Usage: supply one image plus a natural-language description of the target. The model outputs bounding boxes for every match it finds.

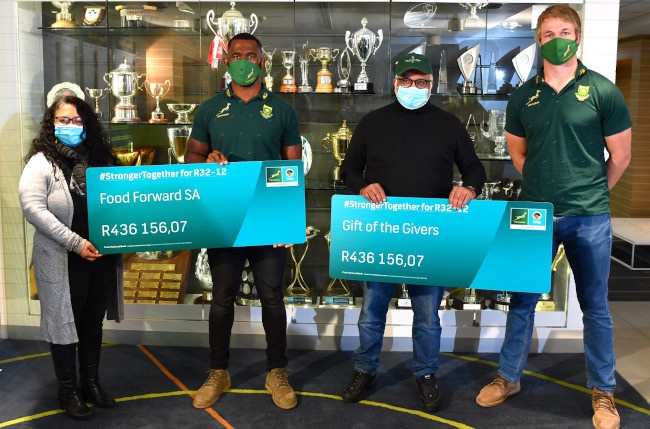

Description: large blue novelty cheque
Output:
[87,161,306,254]
[329,195,554,293]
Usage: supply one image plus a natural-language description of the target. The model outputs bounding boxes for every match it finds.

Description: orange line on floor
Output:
[136,345,234,429]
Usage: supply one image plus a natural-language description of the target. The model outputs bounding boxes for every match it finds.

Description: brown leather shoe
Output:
[592,387,620,429]
[192,369,231,409]
[265,368,297,410]
[476,375,521,407]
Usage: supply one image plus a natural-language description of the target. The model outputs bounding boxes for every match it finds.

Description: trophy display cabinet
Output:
[16,0,584,352]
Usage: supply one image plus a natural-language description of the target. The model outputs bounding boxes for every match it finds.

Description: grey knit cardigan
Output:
[18,152,123,345]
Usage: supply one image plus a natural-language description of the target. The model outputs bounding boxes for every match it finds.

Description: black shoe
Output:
[342,371,375,403]
[81,378,116,408]
[416,374,441,412]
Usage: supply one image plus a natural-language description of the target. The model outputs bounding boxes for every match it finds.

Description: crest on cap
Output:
[395,53,433,76]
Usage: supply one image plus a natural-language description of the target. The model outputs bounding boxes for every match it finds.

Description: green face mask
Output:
[540,37,579,65]
[227,60,261,86]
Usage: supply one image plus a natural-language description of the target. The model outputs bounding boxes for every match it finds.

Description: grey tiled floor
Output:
[611,301,650,401]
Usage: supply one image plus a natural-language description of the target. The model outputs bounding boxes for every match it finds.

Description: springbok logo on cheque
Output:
[510,208,547,230]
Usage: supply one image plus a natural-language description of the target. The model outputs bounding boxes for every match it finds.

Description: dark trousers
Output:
[67,251,117,362]
[207,246,288,371]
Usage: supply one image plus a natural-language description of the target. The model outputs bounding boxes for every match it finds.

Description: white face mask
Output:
[396,86,430,110]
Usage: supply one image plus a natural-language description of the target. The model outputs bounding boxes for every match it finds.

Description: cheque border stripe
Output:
[136,345,234,429]
[443,352,650,416]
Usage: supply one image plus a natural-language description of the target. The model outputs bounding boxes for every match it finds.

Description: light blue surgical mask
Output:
[396,86,430,110]
[55,124,86,147]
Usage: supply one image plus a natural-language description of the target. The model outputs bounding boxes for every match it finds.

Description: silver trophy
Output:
[237,260,260,306]
[335,47,352,93]
[285,226,320,305]
[167,103,197,124]
[437,50,448,94]
[103,58,146,123]
[144,79,171,123]
[262,46,276,91]
[85,87,107,119]
[205,2,258,84]
[481,109,508,159]
[298,42,313,93]
[396,284,411,309]
[280,50,297,93]
[513,43,537,87]
[457,43,480,95]
[345,17,383,94]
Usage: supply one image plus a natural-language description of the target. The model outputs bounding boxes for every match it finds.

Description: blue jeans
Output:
[498,214,616,392]
[354,281,444,378]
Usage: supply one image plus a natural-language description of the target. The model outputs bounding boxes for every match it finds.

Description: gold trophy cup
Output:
[285,226,320,305]
[309,47,339,93]
[167,127,191,164]
[321,120,353,182]
[51,1,77,28]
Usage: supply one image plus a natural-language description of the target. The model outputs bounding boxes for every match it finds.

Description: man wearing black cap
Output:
[339,52,486,412]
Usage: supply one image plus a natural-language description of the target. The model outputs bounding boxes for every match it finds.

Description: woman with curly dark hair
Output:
[19,96,123,420]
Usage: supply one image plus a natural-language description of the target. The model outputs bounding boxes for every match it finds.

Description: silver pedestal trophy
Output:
[396,284,411,309]
[205,2,258,88]
[345,17,383,94]
[513,43,537,87]
[262,46,276,91]
[457,43,480,95]
[298,42,314,93]
[335,47,353,93]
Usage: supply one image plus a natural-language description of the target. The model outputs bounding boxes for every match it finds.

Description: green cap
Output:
[395,53,433,76]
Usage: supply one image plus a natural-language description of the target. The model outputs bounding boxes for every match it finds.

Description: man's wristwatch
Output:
[465,185,478,195]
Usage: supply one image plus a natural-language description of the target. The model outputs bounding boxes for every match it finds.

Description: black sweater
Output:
[341,101,487,198]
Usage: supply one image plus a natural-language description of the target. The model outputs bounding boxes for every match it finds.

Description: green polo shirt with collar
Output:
[506,60,632,216]
[191,84,301,162]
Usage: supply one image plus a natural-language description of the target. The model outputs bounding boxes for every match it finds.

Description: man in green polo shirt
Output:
[185,33,302,411]
[475,6,631,429]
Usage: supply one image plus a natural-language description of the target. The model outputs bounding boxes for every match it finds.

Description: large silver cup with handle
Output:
[345,17,383,94]
[103,58,146,123]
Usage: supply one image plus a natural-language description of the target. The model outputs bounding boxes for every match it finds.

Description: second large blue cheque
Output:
[87,161,306,254]
[329,195,554,294]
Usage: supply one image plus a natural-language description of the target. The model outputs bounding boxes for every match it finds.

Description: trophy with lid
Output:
[321,120,353,183]
[103,59,146,123]
[205,2,258,85]
[51,1,77,28]
[345,17,383,94]
[310,46,339,93]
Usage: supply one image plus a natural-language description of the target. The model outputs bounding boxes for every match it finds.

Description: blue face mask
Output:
[396,86,430,110]
[55,125,86,147]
